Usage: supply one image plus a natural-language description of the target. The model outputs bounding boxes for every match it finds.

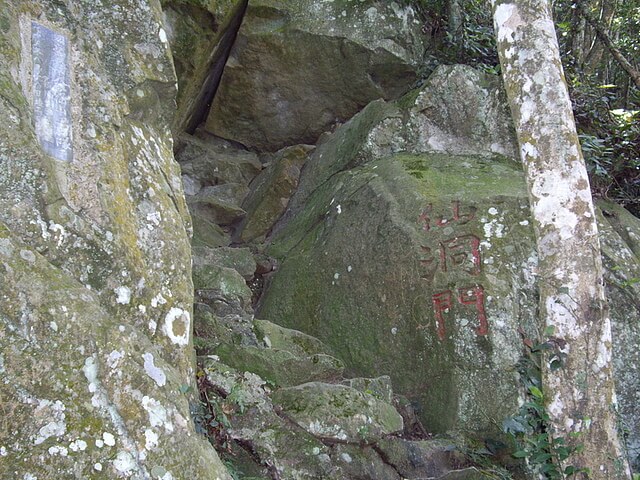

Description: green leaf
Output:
[543,325,556,336]
[532,452,552,463]
[512,450,528,458]
[529,385,544,400]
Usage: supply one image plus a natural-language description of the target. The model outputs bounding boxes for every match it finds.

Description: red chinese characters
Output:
[417,200,489,339]
[418,201,476,232]
[419,234,481,276]
[431,285,488,340]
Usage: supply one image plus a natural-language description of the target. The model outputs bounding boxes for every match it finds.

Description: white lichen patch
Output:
[141,396,173,431]
[483,218,505,239]
[33,400,67,445]
[142,353,166,387]
[19,249,36,263]
[103,432,116,447]
[48,445,68,456]
[593,322,613,373]
[493,3,518,43]
[107,350,124,369]
[113,450,136,475]
[162,308,190,346]
[69,439,87,452]
[547,391,564,419]
[158,27,167,43]
[114,286,131,305]
[144,429,159,450]
[151,293,167,308]
[48,221,67,247]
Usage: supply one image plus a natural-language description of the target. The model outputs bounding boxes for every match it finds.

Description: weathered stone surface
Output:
[330,444,400,480]
[253,318,334,357]
[192,215,232,247]
[236,144,313,243]
[375,437,466,479]
[437,468,495,479]
[193,306,257,353]
[0,1,230,478]
[596,200,640,469]
[272,382,403,443]
[201,358,341,480]
[193,264,253,315]
[188,183,249,225]
[162,0,248,134]
[193,245,257,280]
[342,376,394,404]
[262,150,536,438]
[258,65,640,454]
[204,0,428,150]
[282,65,518,218]
[214,343,345,387]
[176,132,262,189]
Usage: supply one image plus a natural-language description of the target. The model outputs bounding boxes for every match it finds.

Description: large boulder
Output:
[0,1,229,478]
[204,0,429,150]
[258,65,640,461]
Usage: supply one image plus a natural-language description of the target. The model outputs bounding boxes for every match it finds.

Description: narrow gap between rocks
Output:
[167,2,521,479]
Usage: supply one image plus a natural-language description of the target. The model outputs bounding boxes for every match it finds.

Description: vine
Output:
[502,326,588,479]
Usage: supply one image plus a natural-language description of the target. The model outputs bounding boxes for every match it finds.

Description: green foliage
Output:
[402,0,499,73]
[447,0,499,73]
[569,81,640,213]
[503,329,587,479]
[553,1,640,216]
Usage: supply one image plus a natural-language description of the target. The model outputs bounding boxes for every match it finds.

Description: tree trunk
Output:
[447,0,463,48]
[577,1,640,89]
[570,7,587,71]
[583,0,618,78]
[491,1,630,478]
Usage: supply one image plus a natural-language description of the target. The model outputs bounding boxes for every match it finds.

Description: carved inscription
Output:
[417,201,488,339]
[431,286,487,340]
[418,200,476,232]
[419,234,481,276]
[31,22,73,162]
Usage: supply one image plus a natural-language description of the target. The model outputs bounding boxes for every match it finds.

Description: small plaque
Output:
[31,22,73,162]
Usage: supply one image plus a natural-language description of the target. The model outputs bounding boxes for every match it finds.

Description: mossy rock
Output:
[236,144,313,243]
[271,382,403,443]
[341,376,394,404]
[188,184,248,225]
[193,246,257,280]
[193,264,252,304]
[191,213,232,248]
[375,437,468,479]
[330,444,400,480]
[261,152,536,437]
[214,343,344,387]
[204,0,427,150]
[253,318,335,357]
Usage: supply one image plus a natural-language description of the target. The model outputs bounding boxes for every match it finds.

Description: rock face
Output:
[0,1,229,478]
[204,0,428,151]
[258,64,640,462]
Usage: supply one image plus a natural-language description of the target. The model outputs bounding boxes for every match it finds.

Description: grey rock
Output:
[272,382,403,443]
[204,0,428,150]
